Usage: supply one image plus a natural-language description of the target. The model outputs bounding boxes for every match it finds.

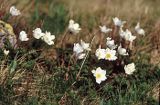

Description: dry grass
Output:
[147,83,160,101]
[9,0,160,21]
[61,0,160,22]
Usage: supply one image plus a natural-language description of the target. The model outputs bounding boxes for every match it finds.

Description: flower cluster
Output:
[18,28,55,45]
[6,5,142,85]
[92,17,141,84]
[33,28,55,45]
[66,17,140,84]
[95,47,117,61]
[9,6,55,45]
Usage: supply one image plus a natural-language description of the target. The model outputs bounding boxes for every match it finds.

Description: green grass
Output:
[0,47,159,104]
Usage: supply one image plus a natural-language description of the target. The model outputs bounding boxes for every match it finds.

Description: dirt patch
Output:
[150,21,160,67]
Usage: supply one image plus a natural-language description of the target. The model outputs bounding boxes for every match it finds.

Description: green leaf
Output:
[9,60,17,74]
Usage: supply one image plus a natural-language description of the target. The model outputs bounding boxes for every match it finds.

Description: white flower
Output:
[19,31,29,41]
[73,40,90,59]
[135,22,145,36]
[95,48,106,60]
[119,28,136,42]
[73,43,84,55]
[124,63,136,75]
[113,17,126,27]
[9,6,21,16]
[68,19,81,34]
[99,25,112,33]
[105,48,117,61]
[42,31,55,45]
[80,40,91,51]
[123,29,136,42]
[92,67,107,84]
[33,28,44,39]
[119,27,125,38]
[106,37,117,49]
[118,44,128,56]
[4,49,9,56]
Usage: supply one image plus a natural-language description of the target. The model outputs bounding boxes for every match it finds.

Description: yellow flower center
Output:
[106,53,111,59]
[96,73,101,79]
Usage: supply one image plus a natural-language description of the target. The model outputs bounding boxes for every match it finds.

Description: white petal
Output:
[91,70,96,74]
[124,63,136,75]
[19,31,29,41]
[33,28,44,39]
[96,79,102,84]
[80,40,90,51]
[10,6,21,16]
[68,19,81,34]
[73,43,84,54]
[77,53,86,59]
